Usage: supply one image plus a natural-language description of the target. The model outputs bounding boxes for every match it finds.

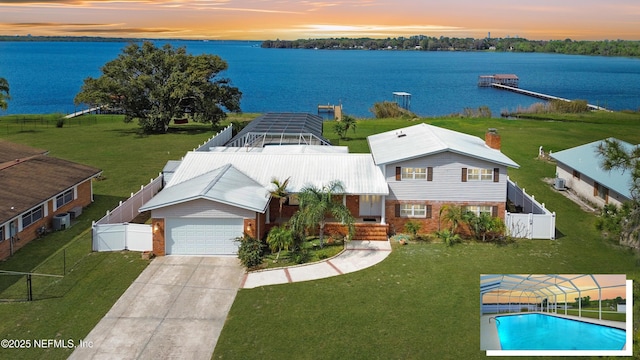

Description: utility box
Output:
[554,178,566,191]
[53,213,71,231]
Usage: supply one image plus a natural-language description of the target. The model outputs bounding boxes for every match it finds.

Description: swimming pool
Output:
[495,313,626,350]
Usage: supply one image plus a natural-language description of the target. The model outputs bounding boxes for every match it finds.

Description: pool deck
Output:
[480,312,627,351]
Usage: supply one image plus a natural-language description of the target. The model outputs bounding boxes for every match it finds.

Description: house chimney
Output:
[485,128,501,150]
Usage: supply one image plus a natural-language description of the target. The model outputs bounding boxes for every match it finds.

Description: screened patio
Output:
[480,274,627,321]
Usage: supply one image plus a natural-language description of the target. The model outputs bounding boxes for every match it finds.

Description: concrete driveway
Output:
[69,256,245,359]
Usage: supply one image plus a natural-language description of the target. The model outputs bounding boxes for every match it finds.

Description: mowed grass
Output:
[214,112,640,360]
[0,114,229,359]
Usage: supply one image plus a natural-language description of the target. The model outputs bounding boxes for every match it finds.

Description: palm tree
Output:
[266,225,293,260]
[289,180,355,248]
[0,77,10,110]
[269,177,290,224]
[441,204,465,234]
[341,115,357,135]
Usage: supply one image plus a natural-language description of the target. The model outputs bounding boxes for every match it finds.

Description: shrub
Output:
[370,101,416,118]
[56,118,65,128]
[436,229,461,247]
[404,220,422,238]
[236,233,265,269]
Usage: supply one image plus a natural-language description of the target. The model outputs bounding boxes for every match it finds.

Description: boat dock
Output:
[479,74,610,111]
[491,83,610,111]
[64,106,104,119]
[317,104,342,120]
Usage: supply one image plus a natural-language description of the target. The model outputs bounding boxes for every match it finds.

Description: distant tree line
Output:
[261,36,640,57]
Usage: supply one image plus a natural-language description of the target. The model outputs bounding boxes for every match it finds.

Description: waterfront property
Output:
[551,138,634,208]
[478,74,519,87]
[0,141,101,260]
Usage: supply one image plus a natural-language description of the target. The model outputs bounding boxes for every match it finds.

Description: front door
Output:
[359,195,382,217]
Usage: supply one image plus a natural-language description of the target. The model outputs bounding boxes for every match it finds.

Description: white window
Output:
[402,167,427,180]
[22,205,44,228]
[465,206,494,217]
[467,168,494,181]
[400,204,428,218]
[56,188,75,209]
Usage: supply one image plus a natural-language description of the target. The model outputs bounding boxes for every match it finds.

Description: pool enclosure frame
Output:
[480,274,626,321]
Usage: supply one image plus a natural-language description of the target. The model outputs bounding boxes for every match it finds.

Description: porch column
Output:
[380,195,386,224]
[266,206,270,224]
[343,195,346,206]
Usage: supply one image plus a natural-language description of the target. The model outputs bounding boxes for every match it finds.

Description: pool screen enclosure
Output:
[480,274,626,320]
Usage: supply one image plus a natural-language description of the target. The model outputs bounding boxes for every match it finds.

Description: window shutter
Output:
[395,204,401,217]
[492,206,498,217]
[493,168,500,182]
[427,167,433,181]
[396,167,401,181]
[593,182,598,196]
[426,204,432,219]
[461,168,467,182]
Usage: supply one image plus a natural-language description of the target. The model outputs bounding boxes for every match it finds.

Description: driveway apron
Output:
[69,256,245,359]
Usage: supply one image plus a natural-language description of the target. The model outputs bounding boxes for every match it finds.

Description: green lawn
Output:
[0,114,225,359]
[214,112,640,360]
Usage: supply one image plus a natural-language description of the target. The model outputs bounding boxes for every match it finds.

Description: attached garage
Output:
[166,218,243,255]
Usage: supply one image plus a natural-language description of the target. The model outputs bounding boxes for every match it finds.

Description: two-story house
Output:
[367,124,520,234]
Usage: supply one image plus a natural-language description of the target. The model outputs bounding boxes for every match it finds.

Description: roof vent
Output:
[397,132,407,138]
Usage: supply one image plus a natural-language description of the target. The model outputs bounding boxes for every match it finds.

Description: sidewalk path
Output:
[241,240,392,289]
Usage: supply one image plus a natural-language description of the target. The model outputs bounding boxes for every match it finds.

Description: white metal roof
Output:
[140,163,270,213]
[550,138,635,200]
[367,123,519,168]
[167,151,389,195]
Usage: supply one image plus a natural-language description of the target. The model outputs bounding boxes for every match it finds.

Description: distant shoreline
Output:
[0,35,262,43]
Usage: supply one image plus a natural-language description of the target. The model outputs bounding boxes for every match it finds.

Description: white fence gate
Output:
[506,178,556,240]
[92,176,162,252]
[93,223,152,252]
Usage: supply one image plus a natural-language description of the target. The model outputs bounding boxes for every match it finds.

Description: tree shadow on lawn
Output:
[109,125,213,138]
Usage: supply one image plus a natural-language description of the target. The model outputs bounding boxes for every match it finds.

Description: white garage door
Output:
[166,218,243,255]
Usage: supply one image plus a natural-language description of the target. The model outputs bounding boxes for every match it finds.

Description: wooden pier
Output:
[490,83,610,111]
[478,74,519,88]
[318,104,342,120]
[64,106,104,119]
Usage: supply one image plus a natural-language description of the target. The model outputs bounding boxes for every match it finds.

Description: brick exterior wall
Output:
[0,180,95,260]
[386,200,506,236]
[151,218,166,256]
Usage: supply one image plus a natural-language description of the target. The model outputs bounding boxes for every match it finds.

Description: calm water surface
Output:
[0,40,639,117]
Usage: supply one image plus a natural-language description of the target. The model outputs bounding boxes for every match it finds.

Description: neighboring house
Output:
[140,148,389,256]
[367,124,520,234]
[0,141,101,260]
[551,138,634,208]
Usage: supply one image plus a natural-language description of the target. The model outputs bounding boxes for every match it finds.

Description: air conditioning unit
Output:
[554,178,566,191]
[53,213,71,231]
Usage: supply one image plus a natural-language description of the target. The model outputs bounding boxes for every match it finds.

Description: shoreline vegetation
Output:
[0,35,639,57]
[261,36,640,57]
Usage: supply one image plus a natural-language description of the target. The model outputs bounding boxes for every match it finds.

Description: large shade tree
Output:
[0,77,9,110]
[74,41,241,133]
[290,180,355,248]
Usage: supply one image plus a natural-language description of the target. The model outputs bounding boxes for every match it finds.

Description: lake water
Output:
[0,40,639,117]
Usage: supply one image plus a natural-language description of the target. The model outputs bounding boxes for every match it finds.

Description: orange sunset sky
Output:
[0,0,639,41]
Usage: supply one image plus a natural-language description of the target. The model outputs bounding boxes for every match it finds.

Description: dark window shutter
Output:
[461,168,467,182]
[492,206,498,217]
[396,167,401,181]
[426,204,432,219]
[395,204,401,217]
[427,167,433,181]
[493,168,500,182]
[593,182,598,196]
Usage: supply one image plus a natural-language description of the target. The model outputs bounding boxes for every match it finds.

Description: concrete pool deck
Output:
[480,312,628,352]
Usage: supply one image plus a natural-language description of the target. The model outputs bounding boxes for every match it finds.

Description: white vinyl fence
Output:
[92,175,162,252]
[195,124,233,151]
[505,178,556,240]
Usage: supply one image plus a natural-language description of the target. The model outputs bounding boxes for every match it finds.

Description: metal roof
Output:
[481,274,626,300]
[367,123,519,168]
[208,145,349,154]
[550,138,635,200]
[140,163,270,213]
[226,113,331,147]
[166,151,389,195]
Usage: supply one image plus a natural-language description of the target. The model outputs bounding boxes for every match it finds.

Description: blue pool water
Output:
[496,313,626,350]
